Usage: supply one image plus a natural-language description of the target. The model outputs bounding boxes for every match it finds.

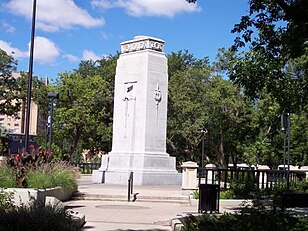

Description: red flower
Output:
[16,154,21,161]
[29,144,35,149]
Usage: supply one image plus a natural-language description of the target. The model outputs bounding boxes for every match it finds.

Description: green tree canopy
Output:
[0,49,21,116]
[52,57,117,161]
[167,51,256,168]
[187,0,307,112]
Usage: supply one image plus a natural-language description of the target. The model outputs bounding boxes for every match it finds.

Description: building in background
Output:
[0,73,48,154]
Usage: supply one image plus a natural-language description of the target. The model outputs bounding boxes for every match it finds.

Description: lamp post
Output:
[47,92,59,154]
[200,127,207,178]
[281,112,291,190]
[24,0,37,152]
[287,113,291,190]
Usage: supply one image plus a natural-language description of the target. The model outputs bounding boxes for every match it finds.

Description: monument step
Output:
[71,192,189,204]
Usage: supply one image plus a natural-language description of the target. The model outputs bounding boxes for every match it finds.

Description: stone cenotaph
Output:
[92,36,181,185]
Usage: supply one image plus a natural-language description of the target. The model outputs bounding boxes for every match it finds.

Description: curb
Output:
[171,218,183,231]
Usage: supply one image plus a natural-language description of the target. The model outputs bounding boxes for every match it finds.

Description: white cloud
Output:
[0,40,28,58]
[91,0,201,17]
[0,37,60,64]
[1,22,16,33]
[5,0,104,32]
[82,50,105,61]
[32,37,60,64]
[63,53,80,62]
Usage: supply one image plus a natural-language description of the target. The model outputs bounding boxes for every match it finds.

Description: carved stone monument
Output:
[92,36,181,185]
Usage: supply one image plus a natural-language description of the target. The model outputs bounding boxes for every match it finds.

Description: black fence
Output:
[70,162,100,174]
[199,168,307,190]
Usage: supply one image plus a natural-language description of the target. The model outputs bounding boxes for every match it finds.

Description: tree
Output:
[187,0,307,59]
[52,57,117,161]
[231,0,308,60]
[187,0,308,112]
[0,49,49,138]
[167,51,255,168]
[167,51,211,163]
[290,105,308,166]
[230,0,307,112]
[0,49,21,116]
[0,126,8,156]
[78,57,117,155]
[229,49,307,114]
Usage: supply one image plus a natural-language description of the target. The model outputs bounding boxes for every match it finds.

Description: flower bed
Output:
[0,148,79,205]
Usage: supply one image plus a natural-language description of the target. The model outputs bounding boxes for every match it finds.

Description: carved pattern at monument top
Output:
[121,36,165,54]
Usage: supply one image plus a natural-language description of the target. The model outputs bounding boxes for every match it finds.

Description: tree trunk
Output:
[206,132,228,168]
[69,125,81,161]
[218,134,228,168]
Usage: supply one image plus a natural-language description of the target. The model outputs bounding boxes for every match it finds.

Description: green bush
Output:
[0,191,16,212]
[182,210,308,231]
[291,179,308,193]
[6,147,53,187]
[0,192,77,231]
[26,162,79,190]
[220,189,235,199]
[229,175,259,199]
[193,190,199,199]
[0,164,18,188]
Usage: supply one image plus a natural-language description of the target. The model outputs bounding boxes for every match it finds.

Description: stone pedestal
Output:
[181,161,198,190]
[94,36,181,185]
[0,156,7,166]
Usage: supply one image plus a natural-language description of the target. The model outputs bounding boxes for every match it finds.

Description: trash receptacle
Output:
[198,184,220,213]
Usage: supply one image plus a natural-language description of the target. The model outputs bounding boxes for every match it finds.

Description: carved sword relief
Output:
[154,84,162,125]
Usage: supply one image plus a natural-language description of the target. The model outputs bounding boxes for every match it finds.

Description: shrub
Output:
[0,191,16,212]
[0,164,18,188]
[6,147,52,187]
[229,175,259,199]
[182,210,308,231]
[0,193,77,231]
[26,162,79,190]
[220,189,235,199]
[193,190,199,199]
[291,179,308,193]
[3,145,79,190]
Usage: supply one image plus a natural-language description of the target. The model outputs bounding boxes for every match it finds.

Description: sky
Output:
[0,0,249,82]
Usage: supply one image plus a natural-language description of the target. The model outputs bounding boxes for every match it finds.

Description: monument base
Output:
[104,169,181,185]
[92,153,181,185]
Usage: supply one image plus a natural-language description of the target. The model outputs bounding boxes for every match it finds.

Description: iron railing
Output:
[128,172,134,202]
[70,162,100,174]
[198,168,307,190]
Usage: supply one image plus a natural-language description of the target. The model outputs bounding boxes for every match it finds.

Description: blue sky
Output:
[0,0,249,82]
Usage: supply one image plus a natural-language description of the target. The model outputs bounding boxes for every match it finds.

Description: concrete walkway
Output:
[64,175,244,231]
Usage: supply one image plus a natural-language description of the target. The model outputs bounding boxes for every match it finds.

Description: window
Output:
[11,129,18,133]
[14,123,19,127]
[0,118,4,121]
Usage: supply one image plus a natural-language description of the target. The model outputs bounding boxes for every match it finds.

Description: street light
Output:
[200,127,207,178]
[47,92,59,154]
[24,0,37,152]
[281,112,291,190]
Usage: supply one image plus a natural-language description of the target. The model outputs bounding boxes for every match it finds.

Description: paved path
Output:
[66,200,195,231]
[64,175,244,231]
